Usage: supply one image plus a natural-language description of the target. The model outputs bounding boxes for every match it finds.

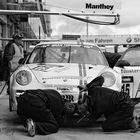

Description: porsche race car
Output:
[9,40,122,111]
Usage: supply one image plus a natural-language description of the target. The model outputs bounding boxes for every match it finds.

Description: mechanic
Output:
[3,33,24,109]
[17,89,75,137]
[77,76,139,133]
[3,33,24,80]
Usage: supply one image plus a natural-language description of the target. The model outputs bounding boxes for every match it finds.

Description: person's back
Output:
[26,89,64,124]
[17,89,65,136]
[3,40,14,64]
[88,86,133,119]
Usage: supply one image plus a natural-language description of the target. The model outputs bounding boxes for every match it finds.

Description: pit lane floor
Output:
[0,95,140,140]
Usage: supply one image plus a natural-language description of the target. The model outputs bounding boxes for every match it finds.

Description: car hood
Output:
[27,63,106,86]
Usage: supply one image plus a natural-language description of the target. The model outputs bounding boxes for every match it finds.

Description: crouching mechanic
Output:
[17,89,75,137]
[77,76,139,133]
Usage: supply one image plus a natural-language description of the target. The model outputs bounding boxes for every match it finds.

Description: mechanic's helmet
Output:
[64,102,75,115]
[12,33,24,40]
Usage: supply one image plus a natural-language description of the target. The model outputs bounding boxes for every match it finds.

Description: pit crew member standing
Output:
[3,33,24,81]
[77,76,139,133]
[3,33,24,109]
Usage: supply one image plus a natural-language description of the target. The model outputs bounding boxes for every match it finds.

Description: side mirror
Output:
[115,60,130,68]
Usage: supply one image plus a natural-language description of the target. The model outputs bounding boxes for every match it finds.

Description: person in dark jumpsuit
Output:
[17,89,72,136]
[77,76,139,133]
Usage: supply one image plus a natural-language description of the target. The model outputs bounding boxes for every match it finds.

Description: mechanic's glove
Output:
[64,102,75,115]
[77,101,88,115]
[77,85,87,92]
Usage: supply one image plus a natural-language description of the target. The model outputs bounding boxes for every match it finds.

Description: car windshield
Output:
[27,44,107,65]
[121,48,140,66]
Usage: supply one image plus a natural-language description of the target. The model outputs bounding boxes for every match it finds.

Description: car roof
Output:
[35,40,98,48]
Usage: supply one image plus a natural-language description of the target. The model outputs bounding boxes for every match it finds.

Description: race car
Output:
[114,45,140,103]
[9,40,122,111]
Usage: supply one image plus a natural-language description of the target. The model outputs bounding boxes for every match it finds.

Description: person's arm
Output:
[5,43,15,61]
[86,76,104,89]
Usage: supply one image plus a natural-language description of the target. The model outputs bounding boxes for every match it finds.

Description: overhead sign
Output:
[80,35,140,45]
[83,0,121,13]
[62,34,80,40]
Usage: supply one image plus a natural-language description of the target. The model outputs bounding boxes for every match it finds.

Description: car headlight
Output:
[101,72,115,87]
[16,70,32,86]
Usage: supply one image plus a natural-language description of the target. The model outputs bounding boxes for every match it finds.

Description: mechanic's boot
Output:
[130,116,139,133]
[26,118,36,137]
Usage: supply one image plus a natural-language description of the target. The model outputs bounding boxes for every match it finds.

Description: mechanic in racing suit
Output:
[17,89,75,137]
[77,76,139,133]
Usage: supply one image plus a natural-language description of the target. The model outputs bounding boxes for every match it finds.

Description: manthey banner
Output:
[80,35,140,45]
[82,0,121,14]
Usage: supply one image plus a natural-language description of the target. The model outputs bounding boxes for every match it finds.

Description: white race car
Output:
[114,45,140,104]
[9,41,122,111]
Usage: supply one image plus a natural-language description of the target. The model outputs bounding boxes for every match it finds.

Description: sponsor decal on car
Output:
[57,87,72,91]
[121,76,134,95]
[44,84,77,88]
[61,94,74,102]
[32,64,63,72]
[121,69,140,73]
[42,76,91,80]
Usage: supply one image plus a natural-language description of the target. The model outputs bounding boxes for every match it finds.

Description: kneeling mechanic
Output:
[77,76,140,133]
[17,89,75,136]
